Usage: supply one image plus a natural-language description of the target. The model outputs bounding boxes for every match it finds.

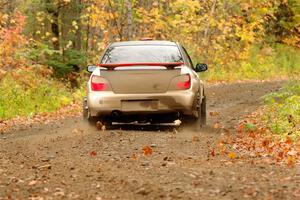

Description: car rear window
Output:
[101,45,183,63]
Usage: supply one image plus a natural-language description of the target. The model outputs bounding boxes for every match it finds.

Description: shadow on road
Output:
[107,123,177,132]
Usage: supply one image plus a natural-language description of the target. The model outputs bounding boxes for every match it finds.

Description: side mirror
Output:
[87,65,97,73]
[195,63,208,72]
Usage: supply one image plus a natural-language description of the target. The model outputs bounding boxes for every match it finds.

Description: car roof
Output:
[110,40,177,47]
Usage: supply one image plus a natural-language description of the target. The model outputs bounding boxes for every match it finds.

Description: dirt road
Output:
[0,81,299,200]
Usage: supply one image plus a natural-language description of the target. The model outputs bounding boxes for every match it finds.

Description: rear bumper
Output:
[87,90,196,117]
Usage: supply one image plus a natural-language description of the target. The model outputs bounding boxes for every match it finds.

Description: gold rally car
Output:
[83,40,207,127]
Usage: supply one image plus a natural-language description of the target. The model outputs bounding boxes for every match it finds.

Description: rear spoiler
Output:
[96,62,184,70]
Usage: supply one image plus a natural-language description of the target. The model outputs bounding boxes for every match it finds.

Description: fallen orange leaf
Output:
[237,124,245,134]
[211,149,215,157]
[277,151,284,159]
[285,137,292,145]
[209,111,220,117]
[287,156,295,166]
[262,139,269,147]
[213,123,222,129]
[142,146,153,156]
[131,153,137,160]
[192,136,200,142]
[90,151,97,157]
[228,152,236,159]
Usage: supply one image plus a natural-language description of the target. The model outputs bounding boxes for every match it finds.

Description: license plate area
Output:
[121,100,158,111]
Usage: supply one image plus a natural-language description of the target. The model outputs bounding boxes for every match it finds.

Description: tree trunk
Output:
[204,0,217,43]
[45,0,60,50]
[85,14,90,53]
[125,0,133,40]
[74,0,82,51]
[51,11,60,50]
[108,0,123,40]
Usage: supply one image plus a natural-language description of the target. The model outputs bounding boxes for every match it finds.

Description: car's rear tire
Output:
[182,93,206,130]
[83,98,98,126]
[200,96,207,126]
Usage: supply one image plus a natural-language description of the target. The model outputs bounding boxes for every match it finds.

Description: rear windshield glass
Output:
[101,45,183,63]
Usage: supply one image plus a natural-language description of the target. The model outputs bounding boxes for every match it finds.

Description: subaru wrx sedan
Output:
[83,40,207,127]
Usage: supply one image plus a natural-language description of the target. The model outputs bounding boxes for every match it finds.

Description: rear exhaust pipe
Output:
[111,110,122,118]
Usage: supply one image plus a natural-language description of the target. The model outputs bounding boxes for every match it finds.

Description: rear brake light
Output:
[92,82,107,91]
[169,74,191,90]
[91,75,110,91]
[176,74,191,90]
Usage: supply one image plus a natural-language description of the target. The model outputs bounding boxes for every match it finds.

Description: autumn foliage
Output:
[0,12,26,70]
[0,0,299,77]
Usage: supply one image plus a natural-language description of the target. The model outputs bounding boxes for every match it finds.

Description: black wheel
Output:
[200,96,207,126]
[181,93,206,129]
[82,97,98,126]
[82,97,88,119]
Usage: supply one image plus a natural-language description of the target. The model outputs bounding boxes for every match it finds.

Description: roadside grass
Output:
[0,67,85,120]
[262,80,300,141]
[201,44,300,82]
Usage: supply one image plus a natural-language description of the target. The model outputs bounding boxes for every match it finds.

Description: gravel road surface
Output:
[1,81,299,200]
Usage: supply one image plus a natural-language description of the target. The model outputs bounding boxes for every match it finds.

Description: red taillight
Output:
[92,82,107,91]
[176,74,191,90]
[91,75,109,91]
